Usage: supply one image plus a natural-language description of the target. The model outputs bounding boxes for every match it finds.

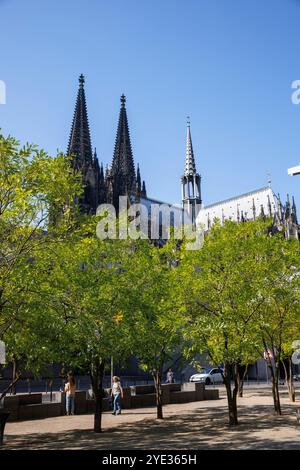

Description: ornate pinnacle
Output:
[121,94,126,107]
[79,74,85,87]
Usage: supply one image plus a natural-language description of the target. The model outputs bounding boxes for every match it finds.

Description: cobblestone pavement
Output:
[2,389,300,450]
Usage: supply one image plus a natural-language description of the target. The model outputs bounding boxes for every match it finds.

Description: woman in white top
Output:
[111,376,123,415]
[64,372,76,415]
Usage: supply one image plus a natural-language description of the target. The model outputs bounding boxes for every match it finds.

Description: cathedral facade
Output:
[67,75,299,241]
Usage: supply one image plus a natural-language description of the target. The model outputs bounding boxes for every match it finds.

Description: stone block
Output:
[46,403,62,418]
[170,391,196,404]
[166,383,181,392]
[195,383,205,401]
[134,385,155,395]
[102,397,110,412]
[161,385,171,405]
[74,391,87,414]
[3,396,19,420]
[18,405,33,420]
[3,395,19,410]
[87,399,95,413]
[18,393,42,405]
[204,389,219,400]
[131,393,156,408]
[122,387,131,409]
[31,404,48,419]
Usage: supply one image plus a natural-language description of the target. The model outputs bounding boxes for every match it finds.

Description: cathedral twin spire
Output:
[67,76,147,214]
[67,74,93,169]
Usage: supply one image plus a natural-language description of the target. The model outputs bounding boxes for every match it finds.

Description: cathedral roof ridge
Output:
[204,186,274,210]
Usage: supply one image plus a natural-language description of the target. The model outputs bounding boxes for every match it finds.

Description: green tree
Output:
[253,234,300,413]
[0,133,81,392]
[128,240,184,419]
[179,220,269,426]
[42,224,134,432]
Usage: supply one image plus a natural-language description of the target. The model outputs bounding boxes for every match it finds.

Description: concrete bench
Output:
[131,393,156,408]
[18,393,42,405]
[134,385,156,395]
[204,389,219,400]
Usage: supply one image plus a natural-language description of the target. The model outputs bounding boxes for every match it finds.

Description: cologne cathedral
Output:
[67,75,300,241]
[67,74,146,215]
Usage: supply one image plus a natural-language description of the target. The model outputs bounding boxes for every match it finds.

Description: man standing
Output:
[166,368,174,384]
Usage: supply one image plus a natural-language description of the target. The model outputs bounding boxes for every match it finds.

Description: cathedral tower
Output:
[181,119,202,224]
[67,75,100,213]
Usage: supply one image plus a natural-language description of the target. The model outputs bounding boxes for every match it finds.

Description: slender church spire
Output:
[292,196,298,224]
[136,163,141,196]
[67,75,98,213]
[67,74,93,169]
[181,118,202,225]
[141,180,147,198]
[184,117,196,176]
[111,94,136,206]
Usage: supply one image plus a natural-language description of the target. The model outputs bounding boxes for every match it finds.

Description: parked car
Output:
[189,368,224,385]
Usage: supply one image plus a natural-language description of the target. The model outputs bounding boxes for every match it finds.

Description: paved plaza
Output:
[2,388,300,450]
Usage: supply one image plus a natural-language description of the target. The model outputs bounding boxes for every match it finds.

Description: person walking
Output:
[65,372,76,415]
[166,368,174,384]
[111,376,123,415]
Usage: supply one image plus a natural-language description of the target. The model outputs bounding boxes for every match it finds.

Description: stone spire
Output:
[111,94,136,208]
[67,74,93,169]
[292,196,298,224]
[136,163,141,197]
[141,180,147,198]
[285,194,291,219]
[67,75,98,213]
[181,118,202,225]
[184,118,196,176]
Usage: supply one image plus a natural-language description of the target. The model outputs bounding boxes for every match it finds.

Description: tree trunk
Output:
[288,357,295,402]
[236,365,241,398]
[263,341,282,415]
[274,352,282,415]
[49,380,53,402]
[11,358,18,395]
[268,360,281,415]
[282,358,296,402]
[238,364,249,398]
[90,358,105,433]
[153,369,163,419]
[224,362,238,426]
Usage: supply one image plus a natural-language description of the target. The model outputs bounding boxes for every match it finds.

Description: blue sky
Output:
[1,0,300,207]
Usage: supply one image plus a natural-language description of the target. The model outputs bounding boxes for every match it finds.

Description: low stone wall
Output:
[134,385,155,395]
[3,382,219,421]
[170,391,196,404]
[131,393,156,408]
[204,389,219,400]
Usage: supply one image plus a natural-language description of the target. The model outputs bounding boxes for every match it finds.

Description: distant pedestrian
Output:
[166,368,174,384]
[65,372,76,415]
[111,376,123,415]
